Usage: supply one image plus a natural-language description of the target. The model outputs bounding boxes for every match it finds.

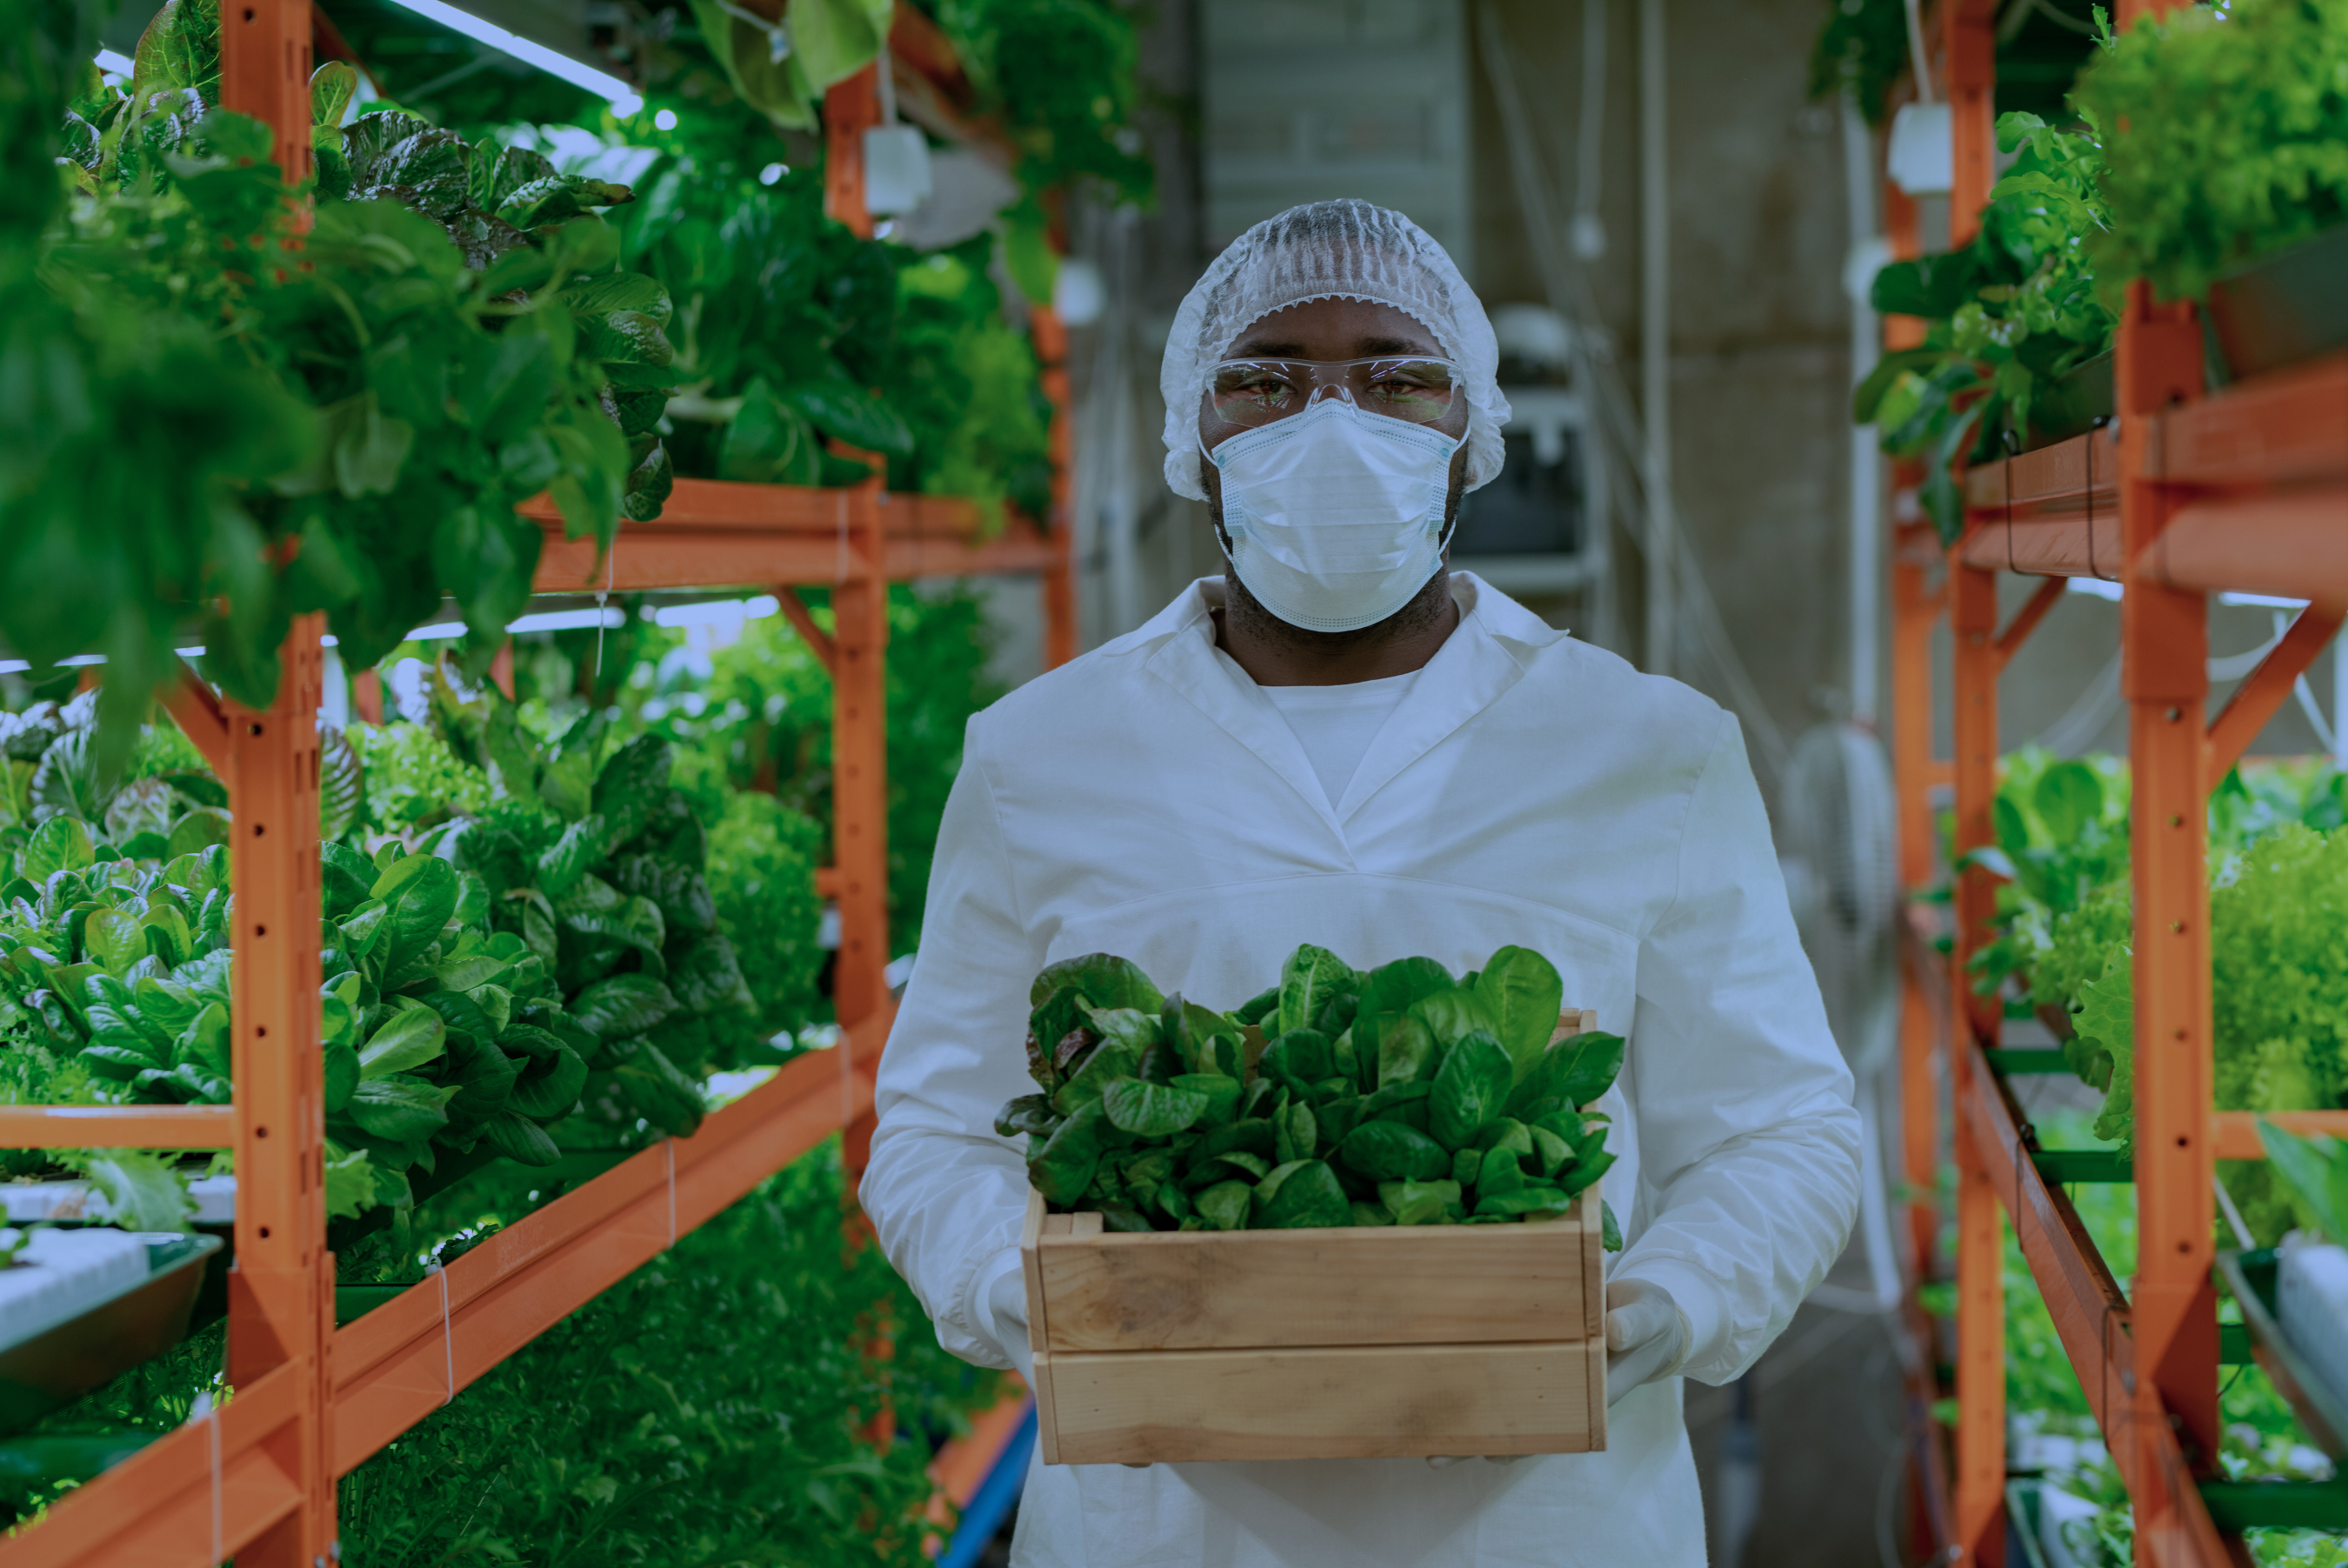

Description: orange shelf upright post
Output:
[1943,6,2004,1546]
[219,5,333,1564]
[1950,549,2005,1567]
[1944,0,1996,250]
[833,477,894,1119]
[219,0,313,189]
[2118,277,2224,1556]
[825,63,881,239]
[1031,304,1079,671]
[1891,510,1944,1278]
[221,616,336,1568]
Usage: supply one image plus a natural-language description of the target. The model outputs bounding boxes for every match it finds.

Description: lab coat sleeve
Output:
[1611,713,1863,1385]
[859,735,1044,1372]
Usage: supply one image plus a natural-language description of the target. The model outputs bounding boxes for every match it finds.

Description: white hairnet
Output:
[1159,199,1511,503]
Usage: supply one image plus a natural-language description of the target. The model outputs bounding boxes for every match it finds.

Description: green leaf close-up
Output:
[1004,944,1620,1231]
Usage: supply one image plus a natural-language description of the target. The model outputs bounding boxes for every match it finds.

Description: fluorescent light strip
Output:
[507,606,625,633]
[382,0,643,115]
[650,594,781,629]
[94,49,136,77]
[2218,591,2311,610]
[11,598,750,677]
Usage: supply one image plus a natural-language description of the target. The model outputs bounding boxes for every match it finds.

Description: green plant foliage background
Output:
[3,1151,1010,1550]
[510,585,1005,958]
[2075,0,2348,303]
[337,1149,1003,1567]
[1,3,674,755]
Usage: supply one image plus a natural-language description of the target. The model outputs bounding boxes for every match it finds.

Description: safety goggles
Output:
[1206,357,1461,429]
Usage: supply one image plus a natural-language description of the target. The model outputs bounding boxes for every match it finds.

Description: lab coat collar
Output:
[1133,572,1568,831]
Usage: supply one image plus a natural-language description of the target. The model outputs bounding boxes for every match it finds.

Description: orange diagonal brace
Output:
[2205,603,2346,781]
[774,586,839,677]
[925,1384,1031,1533]
[1991,577,2066,675]
[0,1104,237,1149]
[3,1361,305,1568]
[163,671,231,777]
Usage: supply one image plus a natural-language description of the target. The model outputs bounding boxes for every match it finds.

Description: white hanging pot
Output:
[1886,102,1953,197]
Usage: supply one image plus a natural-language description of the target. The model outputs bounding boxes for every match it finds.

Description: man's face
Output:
[1196,296,1473,531]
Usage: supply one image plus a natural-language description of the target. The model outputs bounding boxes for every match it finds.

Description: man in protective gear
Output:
[861,199,1861,1568]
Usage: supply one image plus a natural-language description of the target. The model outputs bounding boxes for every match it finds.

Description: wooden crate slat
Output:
[1034,1338,1605,1465]
[1034,1196,1595,1352]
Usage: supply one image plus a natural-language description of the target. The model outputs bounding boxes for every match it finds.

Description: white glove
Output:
[1604,1278,1691,1407]
[980,1258,1037,1386]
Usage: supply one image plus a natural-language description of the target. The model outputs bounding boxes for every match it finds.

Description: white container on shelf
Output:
[0,1174,235,1225]
[0,1227,153,1352]
[2278,1235,2348,1411]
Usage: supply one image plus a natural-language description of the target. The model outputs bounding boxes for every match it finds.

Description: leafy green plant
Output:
[2075,0,2348,304]
[681,0,895,133]
[705,791,829,1042]
[337,1147,1003,1568]
[2260,1119,2348,1244]
[1854,111,2115,542]
[1004,944,1626,1235]
[570,584,1004,957]
[438,737,761,1138]
[1806,0,1913,124]
[3,1,675,753]
[1806,0,2105,125]
[926,0,1153,204]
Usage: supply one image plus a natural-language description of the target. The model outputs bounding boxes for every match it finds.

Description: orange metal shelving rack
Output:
[1891,3,2348,1565]
[0,9,1058,1559]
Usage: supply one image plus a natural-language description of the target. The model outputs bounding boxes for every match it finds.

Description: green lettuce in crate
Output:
[998,944,1625,1239]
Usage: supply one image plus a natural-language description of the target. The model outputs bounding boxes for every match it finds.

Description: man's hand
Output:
[1604,1278,1691,1406]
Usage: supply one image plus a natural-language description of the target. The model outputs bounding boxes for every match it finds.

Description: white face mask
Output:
[1205,398,1461,634]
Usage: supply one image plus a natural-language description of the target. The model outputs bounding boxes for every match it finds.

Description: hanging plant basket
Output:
[2022,354,2114,455]
[0,1231,223,1436]
[2216,1246,2348,1461]
[2204,222,2348,387]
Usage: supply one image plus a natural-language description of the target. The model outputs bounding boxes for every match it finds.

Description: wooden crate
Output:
[1020,1011,1608,1465]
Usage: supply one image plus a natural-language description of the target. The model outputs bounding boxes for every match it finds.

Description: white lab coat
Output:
[863,574,1862,1568]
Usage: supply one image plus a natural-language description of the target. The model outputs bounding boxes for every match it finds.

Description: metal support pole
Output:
[831,482,892,1068]
[2118,280,2222,1557]
[1954,1124,2005,1567]
[1944,0,1996,249]
[217,5,329,1563]
[1638,0,1672,679]
[218,0,312,187]
[1032,304,1080,670]
[225,617,333,1568]
[824,65,881,239]
[1950,558,2004,1564]
[1891,512,1943,1274]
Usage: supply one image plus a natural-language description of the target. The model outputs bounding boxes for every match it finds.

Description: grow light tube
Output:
[382,0,643,117]
[649,595,780,629]
[93,49,135,80]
